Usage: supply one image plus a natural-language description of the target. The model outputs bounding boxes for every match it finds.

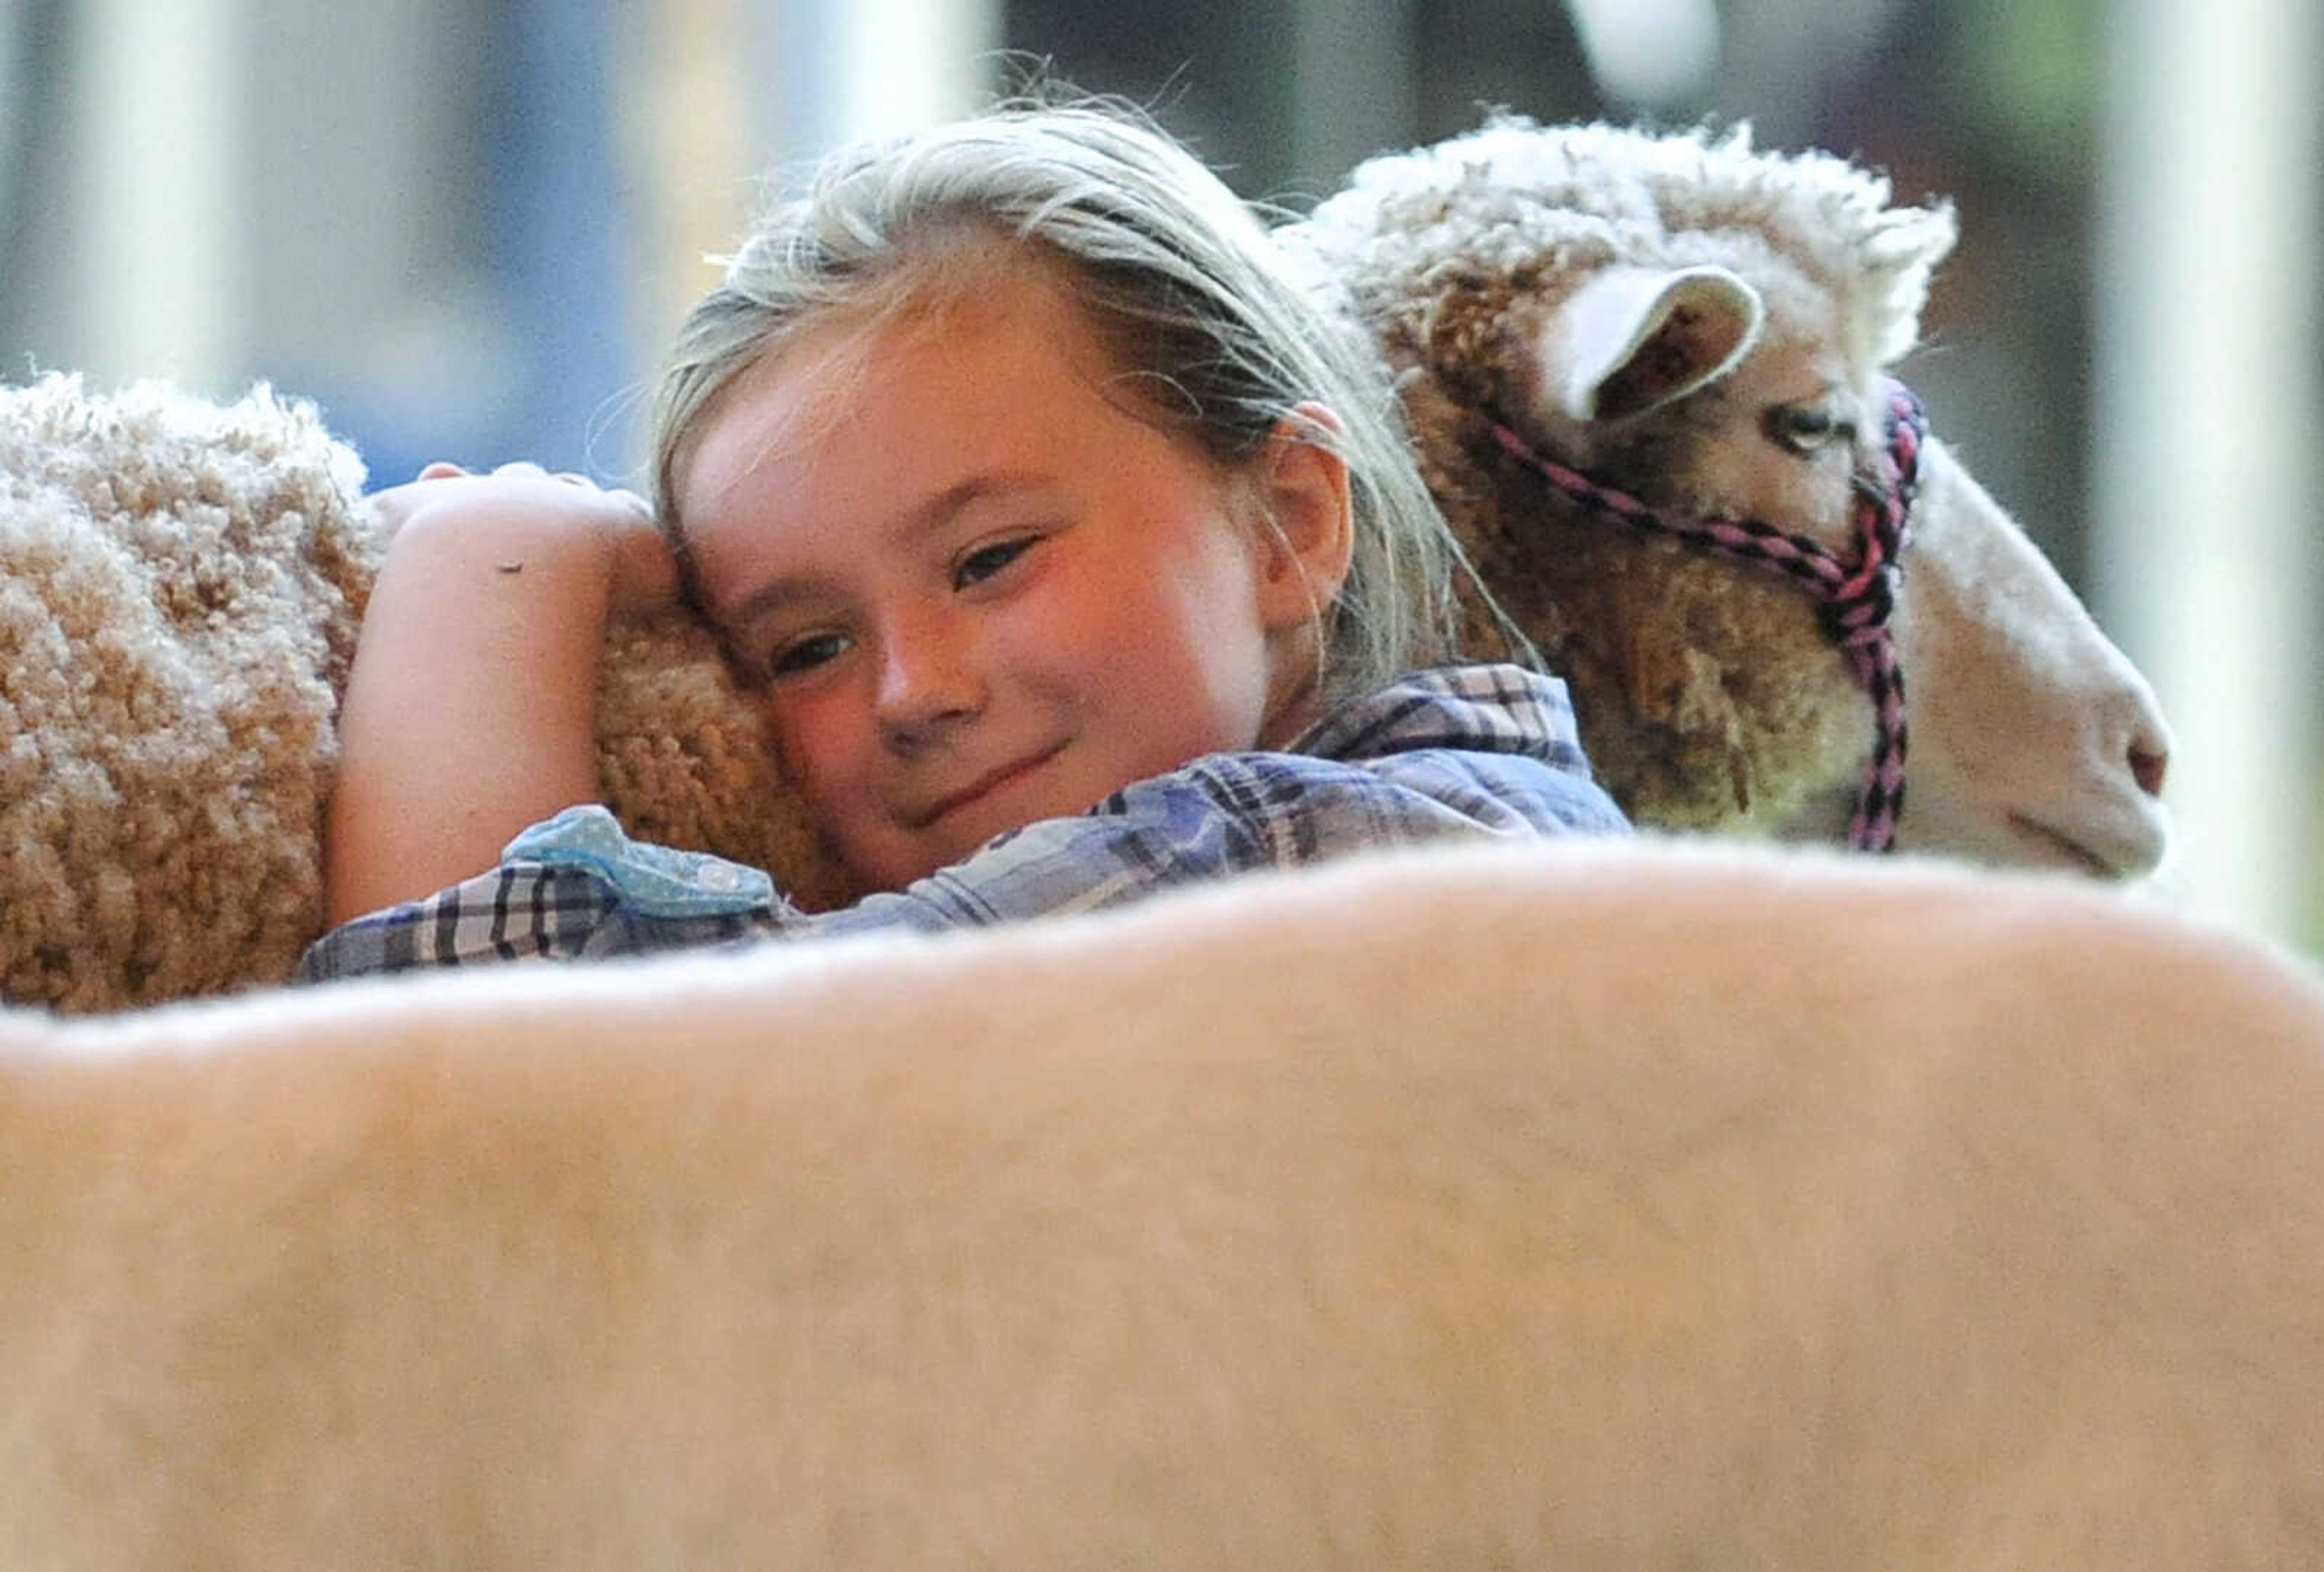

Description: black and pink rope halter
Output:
[1489,379,1929,852]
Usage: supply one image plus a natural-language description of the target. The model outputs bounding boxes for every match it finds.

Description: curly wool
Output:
[0,375,841,1013]
[1296,116,1954,373]
[0,377,367,1010]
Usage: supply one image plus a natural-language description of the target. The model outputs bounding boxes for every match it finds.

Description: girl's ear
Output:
[1250,403,1356,633]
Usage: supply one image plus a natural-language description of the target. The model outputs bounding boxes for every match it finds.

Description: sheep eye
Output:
[1765,401,1855,456]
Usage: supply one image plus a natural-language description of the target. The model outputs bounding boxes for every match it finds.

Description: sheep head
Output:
[1285,117,2173,875]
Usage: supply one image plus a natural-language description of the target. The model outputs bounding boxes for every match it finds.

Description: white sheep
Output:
[3,838,2320,1567]
[1280,116,2175,874]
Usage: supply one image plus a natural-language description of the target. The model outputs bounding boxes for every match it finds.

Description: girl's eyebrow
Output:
[898,470,1055,541]
[726,470,1056,632]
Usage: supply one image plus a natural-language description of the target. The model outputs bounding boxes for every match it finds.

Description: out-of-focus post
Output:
[1289,0,1418,194]
[757,0,1000,158]
[2091,0,2323,949]
[73,0,246,392]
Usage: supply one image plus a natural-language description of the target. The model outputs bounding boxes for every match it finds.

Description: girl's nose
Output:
[874,616,984,746]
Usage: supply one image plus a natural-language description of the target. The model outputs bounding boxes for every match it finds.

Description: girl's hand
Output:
[370,460,677,613]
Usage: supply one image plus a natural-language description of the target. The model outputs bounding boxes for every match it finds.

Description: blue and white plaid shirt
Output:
[298,663,1629,981]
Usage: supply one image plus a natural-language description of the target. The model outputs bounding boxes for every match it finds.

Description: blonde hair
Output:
[649,97,1463,705]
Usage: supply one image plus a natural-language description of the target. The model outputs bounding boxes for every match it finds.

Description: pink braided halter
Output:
[1489,380,1928,851]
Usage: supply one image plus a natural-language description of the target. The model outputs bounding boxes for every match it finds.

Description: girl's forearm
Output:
[324,505,624,924]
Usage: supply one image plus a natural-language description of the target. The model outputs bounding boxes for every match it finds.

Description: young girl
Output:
[304,100,1627,979]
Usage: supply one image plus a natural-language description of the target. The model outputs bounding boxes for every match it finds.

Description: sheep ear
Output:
[1546,265,1764,423]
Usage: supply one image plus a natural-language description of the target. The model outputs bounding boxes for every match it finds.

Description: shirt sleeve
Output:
[297,735,1627,982]
[294,804,784,981]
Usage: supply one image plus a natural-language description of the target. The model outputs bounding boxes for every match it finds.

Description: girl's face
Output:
[674,274,1343,891]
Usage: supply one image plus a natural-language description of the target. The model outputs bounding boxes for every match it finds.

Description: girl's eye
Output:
[953,536,1037,590]
[1765,401,1856,456]
[766,630,851,679]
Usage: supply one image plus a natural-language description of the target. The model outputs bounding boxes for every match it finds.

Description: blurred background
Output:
[2,0,2317,953]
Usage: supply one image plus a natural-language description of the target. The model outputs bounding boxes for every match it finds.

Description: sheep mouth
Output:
[2006,814,2116,878]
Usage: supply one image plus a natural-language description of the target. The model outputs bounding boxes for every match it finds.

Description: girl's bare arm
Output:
[324,464,678,925]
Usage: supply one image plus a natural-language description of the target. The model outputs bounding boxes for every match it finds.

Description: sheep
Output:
[1278,116,2175,874]
[4,837,2322,1567]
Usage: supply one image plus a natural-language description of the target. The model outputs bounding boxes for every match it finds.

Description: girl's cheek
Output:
[756,696,810,782]
[764,694,858,791]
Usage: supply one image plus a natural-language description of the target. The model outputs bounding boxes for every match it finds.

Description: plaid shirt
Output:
[298,663,1629,981]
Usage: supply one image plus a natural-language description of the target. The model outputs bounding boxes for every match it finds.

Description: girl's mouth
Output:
[915,742,1069,828]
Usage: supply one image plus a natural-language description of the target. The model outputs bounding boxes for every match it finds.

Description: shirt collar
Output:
[1292,663,1584,766]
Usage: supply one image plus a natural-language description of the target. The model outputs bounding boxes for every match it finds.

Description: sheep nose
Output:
[2129,737,2169,799]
